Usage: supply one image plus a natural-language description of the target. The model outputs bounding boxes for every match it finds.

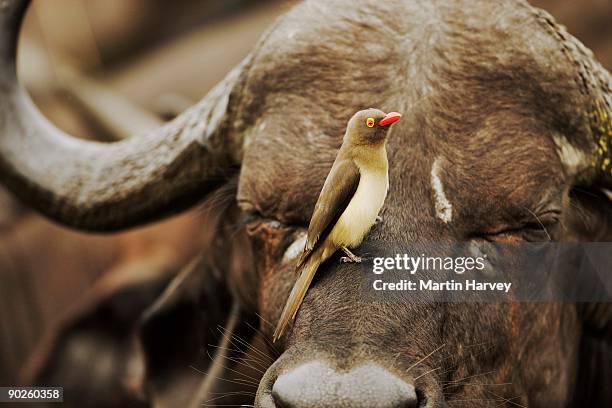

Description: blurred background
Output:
[0,0,611,402]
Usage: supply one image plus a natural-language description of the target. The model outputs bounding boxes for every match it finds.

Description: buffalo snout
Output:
[270,361,419,408]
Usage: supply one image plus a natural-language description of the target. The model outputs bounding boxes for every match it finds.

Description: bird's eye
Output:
[366,118,375,127]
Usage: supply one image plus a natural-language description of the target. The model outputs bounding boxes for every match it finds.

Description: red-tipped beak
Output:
[379,111,402,126]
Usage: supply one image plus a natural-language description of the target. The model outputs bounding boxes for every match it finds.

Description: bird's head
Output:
[344,108,401,146]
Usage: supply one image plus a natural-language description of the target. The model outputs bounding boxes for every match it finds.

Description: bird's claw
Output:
[340,255,362,263]
[340,246,362,263]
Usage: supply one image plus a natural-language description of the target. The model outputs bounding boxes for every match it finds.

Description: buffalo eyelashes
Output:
[366,118,375,127]
[487,220,559,242]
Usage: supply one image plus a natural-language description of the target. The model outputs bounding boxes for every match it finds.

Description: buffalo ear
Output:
[564,187,612,332]
[548,21,612,401]
[567,190,612,406]
[572,302,612,407]
[565,188,612,241]
[138,253,264,407]
[20,252,177,408]
[579,303,612,338]
[187,303,271,407]
[137,254,229,406]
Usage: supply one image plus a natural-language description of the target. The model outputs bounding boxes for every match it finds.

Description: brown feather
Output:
[296,156,360,269]
[273,243,328,341]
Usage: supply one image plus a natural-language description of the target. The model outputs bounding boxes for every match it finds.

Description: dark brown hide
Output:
[232,0,611,406]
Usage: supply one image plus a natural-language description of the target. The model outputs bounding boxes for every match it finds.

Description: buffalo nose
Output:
[272,361,418,408]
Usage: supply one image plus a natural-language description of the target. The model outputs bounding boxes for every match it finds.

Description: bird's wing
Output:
[296,158,360,268]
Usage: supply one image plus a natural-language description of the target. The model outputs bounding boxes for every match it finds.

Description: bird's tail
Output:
[273,246,325,342]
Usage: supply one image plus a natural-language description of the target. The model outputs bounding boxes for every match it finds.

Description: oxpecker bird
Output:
[273,108,401,341]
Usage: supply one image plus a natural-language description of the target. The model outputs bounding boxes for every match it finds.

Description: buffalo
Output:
[0,0,611,407]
